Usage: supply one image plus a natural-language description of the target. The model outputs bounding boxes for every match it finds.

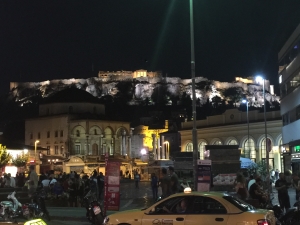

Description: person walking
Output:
[150,173,159,200]
[134,171,140,189]
[29,165,39,189]
[275,169,280,181]
[169,166,179,194]
[275,173,291,212]
[159,168,171,198]
[292,173,300,201]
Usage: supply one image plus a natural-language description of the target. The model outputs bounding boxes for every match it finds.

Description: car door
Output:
[185,196,229,225]
[142,196,187,225]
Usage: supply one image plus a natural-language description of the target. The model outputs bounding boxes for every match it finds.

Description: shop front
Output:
[63,156,85,174]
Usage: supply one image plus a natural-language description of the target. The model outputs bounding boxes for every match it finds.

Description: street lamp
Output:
[34,140,39,167]
[189,0,198,191]
[242,99,250,158]
[256,76,270,193]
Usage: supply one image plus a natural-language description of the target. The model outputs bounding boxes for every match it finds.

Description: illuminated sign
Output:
[294,145,300,153]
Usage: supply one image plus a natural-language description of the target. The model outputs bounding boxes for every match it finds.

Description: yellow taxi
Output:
[0,219,47,225]
[103,191,276,225]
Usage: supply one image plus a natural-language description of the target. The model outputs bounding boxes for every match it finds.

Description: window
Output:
[282,112,290,126]
[38,132,41,139]
[55,131,58,137]
[192,196,227,214]
[47,131,50,138]
[228,139,237,145]
[244,138,256,159]
[198,142,207,160]
[94,129,97,135]
[212,140,222,145]
[186,143,193,152]
[60,145,64,154]
[30,133,33,139]
[76,130,80,137]
[261,138,274,159]
[60,130,63,137]
[75,145,81,154]
[54,146,58,154]
[47,146,50,155]
[152,196,190,215]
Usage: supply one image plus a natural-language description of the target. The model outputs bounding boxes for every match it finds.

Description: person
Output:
[248,175,255,190]
[271,169,275,183]
[134,171,140,189]
[249,178,268,206]
[97,172,104,199]
[292,174,300,201]
[150,173,158,200]
[68,178,77,207]
[159,168,171,198]
[169,166,179,194]
[8,174,16,188]
[275,169,280,181]
[29,165,39,189]
[275,173,291,212]
[163,198,188,214]
[234,173,248,200]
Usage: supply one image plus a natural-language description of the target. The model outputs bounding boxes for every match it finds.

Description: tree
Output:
[221,87,244,107]
[0,145,12,169]
[12,153,29,168]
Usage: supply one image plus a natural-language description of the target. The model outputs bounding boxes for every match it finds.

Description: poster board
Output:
[197,160,211,192]
[104,154,121,214]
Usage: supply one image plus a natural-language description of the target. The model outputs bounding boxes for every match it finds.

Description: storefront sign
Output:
[104,154,120,214]
[197,160,211,191]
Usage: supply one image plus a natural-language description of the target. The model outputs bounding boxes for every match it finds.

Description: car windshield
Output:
[223,196,255,211]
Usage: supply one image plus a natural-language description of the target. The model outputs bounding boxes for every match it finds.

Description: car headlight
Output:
[103,216,109,225]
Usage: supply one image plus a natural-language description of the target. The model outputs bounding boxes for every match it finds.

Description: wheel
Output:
[3,209,9,221]
[94,213,104,225]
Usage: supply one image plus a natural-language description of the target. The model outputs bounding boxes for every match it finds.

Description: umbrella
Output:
[240,157,256,168]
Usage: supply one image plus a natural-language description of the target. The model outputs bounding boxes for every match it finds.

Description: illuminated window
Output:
[244,138,256,159]
[212,140,222,145]
[198,142,207,159]
[261,138,274,158]
[186,143,193,152]
[228,139,238,145]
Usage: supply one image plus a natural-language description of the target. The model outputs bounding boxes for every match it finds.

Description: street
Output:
[1,181,298,225]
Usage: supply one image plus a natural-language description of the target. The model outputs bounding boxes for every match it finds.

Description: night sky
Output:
[1,1,300,96]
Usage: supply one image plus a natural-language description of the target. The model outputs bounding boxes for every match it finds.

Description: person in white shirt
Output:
[248,175,255,190]
[8,174,16,188]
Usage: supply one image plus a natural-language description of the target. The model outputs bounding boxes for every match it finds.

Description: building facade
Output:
[278,23,300,173]
[180,109,283,171]
[25,88,131,173]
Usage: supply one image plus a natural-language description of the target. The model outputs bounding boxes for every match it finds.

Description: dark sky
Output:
[1,0,300,95]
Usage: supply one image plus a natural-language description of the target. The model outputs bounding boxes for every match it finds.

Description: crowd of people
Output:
[234,169,300,212]
[149,166,190,200]
[0,166,105,207]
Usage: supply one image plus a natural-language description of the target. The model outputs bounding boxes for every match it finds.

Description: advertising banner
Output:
[197,160,211,192]
[104,155,121,214]
[212,173,236,186]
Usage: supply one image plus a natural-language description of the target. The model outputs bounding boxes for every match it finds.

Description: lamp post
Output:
[242,99,250,158]
[256,76,270,193]
[189,0,198,191]
[34,140,39,163]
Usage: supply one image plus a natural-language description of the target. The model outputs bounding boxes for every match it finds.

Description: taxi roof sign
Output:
[24,219,47,225]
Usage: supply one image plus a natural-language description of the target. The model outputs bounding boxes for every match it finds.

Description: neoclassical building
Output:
[180,109,283,171]
[25,88,131,173]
